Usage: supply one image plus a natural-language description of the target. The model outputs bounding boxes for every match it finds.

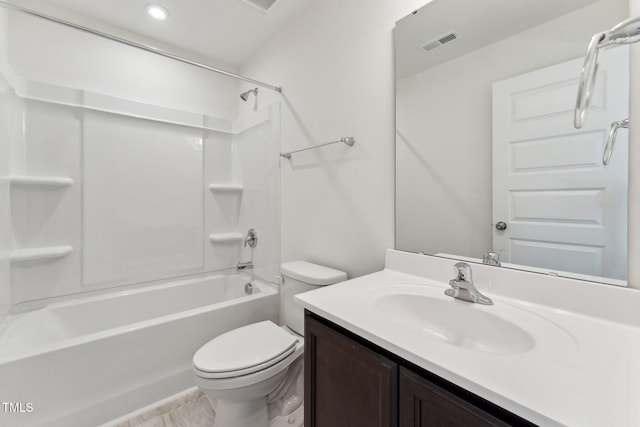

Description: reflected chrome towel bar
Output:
[280,137,355,159]
[603,118,628,166]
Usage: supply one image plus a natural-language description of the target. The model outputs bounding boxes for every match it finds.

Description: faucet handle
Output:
[244,228,257,248]
[453,262,472,282]
[448,262,492,305]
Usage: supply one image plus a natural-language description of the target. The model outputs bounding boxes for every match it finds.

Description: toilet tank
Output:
[280,261,347,335]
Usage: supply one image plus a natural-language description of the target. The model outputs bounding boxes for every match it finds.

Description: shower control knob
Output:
[495,221,507,231]
[244,228,258,248]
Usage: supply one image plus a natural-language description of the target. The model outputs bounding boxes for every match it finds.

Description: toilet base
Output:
[196,367,289,427]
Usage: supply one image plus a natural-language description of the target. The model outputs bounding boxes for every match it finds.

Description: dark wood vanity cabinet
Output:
[399,367,510,427]
[304,311,398,427]
[304,312,536,427]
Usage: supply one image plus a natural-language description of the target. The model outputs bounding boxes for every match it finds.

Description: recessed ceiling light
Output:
[145,4,169,21]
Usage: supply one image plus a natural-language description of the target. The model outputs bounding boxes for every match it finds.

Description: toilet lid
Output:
[193,321,298,378]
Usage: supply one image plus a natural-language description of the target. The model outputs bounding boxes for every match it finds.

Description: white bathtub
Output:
[0,273,279,427]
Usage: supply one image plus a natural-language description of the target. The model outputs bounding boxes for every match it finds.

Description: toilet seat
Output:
[193,321,298,379]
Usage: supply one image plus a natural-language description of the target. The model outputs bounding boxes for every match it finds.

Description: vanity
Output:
[295,250,640,426]
[303,313,532,426]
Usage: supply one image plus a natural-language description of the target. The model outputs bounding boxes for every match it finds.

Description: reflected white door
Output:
[492,48,628,281]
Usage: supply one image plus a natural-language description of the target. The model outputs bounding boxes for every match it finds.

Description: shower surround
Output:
[5,79,280,306]
[0,59,281,426]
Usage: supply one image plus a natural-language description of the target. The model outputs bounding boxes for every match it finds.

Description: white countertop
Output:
[295,250,640,427]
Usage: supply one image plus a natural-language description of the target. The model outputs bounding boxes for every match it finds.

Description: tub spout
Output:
[237,261,253,271]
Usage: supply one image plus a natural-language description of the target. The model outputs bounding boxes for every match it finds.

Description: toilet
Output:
[192,261,347,427]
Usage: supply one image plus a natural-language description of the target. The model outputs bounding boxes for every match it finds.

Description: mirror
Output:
[395,0,630,286]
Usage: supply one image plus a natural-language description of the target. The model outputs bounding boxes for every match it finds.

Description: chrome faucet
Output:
[445,262,493,305]
[482,251,501,267]
[237,261,253,271]
[238,229,257,271]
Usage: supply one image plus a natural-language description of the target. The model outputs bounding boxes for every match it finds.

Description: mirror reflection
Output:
[395,0,630,285]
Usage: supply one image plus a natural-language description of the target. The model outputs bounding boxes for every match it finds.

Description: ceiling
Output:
[41,0,313,66]
[395,0,599,80]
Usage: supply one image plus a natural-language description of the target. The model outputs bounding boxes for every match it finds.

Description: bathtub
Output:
[0,273,279,427]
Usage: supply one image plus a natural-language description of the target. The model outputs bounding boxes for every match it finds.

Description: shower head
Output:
[240,88,258,102]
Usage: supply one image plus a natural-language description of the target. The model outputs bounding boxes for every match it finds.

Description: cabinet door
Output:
[305,315,398,427]
[400,367,511,427]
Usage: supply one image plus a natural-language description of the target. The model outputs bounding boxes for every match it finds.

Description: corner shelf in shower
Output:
[10,176,74,190]
[209,233,244,244]
[208,184,244,193]
[10,246,73,263]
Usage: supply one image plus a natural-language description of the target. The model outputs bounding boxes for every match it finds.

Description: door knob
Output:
[495,221,507,231]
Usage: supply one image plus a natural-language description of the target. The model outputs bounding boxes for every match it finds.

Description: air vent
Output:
[421,32,459,53]
[244,0,277,11]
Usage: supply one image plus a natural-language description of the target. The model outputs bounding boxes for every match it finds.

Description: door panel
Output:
[492,48,628,282]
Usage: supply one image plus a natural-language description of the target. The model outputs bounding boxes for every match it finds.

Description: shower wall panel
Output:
[9,101,82,304]
[83,111,204,287]
[2,82,280,308]
[234,108,281,282]
[205,106,281,277]
[0,74,11,322]
[204,130,243,272]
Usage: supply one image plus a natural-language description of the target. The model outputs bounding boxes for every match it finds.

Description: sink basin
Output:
[375,292,536,354]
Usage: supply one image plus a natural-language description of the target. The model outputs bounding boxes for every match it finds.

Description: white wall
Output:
[6,10,239,119]
[396,0,628,259]
[628,0,640,288]
[240,0,427,278]
[241,0,640,287]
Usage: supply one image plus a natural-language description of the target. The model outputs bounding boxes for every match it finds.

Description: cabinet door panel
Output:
[400,367,511,427]
[305,316,398,427]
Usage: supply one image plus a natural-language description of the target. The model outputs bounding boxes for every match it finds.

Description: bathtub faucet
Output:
[237,261,253,271]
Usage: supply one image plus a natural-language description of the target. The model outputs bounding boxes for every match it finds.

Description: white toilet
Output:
[192,261,347,427]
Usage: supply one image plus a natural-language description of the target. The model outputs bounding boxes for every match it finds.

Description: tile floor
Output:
[115,390,215,427]
[115,357,304,427]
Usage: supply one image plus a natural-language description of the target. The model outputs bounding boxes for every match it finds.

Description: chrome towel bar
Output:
[280,137,355,159]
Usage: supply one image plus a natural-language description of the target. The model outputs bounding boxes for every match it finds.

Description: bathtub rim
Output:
[8,268,259,314]
[0,273,278,364]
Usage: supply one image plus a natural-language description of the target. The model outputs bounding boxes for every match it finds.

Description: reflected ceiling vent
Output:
[421,32,459,53]
[244,0,278,11]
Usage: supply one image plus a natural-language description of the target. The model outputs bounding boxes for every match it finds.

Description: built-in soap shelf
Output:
[10,176,74,190]
[208,183,244,193]
[208,184,244,246]
[209,233,243,244]
[9,177,74,263]
[10,245,73,263]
